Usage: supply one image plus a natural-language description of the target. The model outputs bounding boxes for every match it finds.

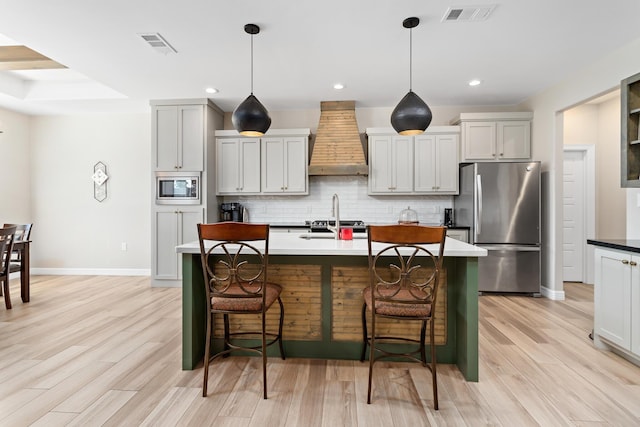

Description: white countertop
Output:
[176,233,487,257]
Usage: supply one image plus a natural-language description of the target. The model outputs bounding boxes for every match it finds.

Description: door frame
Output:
[563,144,596,284]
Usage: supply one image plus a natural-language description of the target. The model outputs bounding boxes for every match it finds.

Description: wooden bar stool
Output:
[197,222,285,399]
[360,224,446,409]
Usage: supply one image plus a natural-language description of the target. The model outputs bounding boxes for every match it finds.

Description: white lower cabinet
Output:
[594,247,640,357]
[153,207,204,282]
[446,229,469,243]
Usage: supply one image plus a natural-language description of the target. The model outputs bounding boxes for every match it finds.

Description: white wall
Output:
[0,107,31,222]
[29,114,151,274]
[520,36,640,298]
[563,98,625,239]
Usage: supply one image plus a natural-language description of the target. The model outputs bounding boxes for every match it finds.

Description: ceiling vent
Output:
[442,5,496,22]
[138,33,177,55]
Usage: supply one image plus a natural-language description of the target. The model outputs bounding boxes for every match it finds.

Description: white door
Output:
[563,150,586,282]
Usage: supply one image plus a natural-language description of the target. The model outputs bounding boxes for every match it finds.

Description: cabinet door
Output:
[154,106,179,171]
[631,255,640,355]
[179,105,205,171]
[392,135,414,192]
[436,134,459,193]
[154,208,203,281]
[153,105,204,171]
[595,248,632,350]
[216,138,260,194]
[239,138,261,193]
[179,208,203,245]
[217,138,241,194]
[155,209,179,280]
[414,135,437,192]
[369,135,413,194]
[283,137,307,193]
[261,138,285,193]
[497,120,530,160]
[369,135,393,193]
[414,134,459,194]
[463,122,496,160]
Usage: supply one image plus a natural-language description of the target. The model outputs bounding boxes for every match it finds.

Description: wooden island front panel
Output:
[181,251,478,381]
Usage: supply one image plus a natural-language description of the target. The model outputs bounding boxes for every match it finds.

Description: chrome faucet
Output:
[327,193,340,240]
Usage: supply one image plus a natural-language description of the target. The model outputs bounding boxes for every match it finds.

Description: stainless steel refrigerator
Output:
[454,162,541,295]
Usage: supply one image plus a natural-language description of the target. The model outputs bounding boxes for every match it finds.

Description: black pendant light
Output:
[232,23,272,136]
[390,17,432,136]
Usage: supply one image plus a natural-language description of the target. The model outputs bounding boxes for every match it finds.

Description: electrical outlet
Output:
[121,242,127,251]
[637,193,640,208]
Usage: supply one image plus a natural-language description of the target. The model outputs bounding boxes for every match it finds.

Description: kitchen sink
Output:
[298,232,367,240]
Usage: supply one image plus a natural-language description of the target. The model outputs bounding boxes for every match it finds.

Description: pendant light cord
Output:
[250,32,254,95]
[409,25,413,92]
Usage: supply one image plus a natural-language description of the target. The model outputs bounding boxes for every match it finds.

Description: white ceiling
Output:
[0,0,638,116]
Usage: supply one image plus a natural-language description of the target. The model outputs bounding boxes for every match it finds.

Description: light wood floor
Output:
[1,276,640,426]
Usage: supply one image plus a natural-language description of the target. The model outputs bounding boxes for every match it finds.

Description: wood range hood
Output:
[308,101,368,176]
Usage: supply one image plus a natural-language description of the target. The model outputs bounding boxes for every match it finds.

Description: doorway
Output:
[562,145,595,283]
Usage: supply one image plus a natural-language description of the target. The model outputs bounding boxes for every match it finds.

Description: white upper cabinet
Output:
[153,104,205,171]
[216,137,261,194]
[452,112,532,162]
[367,127,460,195]
[368,134,414,194]
[216,129,310,196]
[414,132,459,194]
[261,136,308,194]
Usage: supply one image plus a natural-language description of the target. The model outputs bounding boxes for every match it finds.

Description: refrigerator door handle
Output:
[480,245,541,251]
[476,174,482,235]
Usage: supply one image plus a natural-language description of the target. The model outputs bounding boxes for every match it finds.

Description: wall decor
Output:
[92,161,109,202]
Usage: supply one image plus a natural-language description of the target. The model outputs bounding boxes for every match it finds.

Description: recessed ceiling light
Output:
[333,83,345,90]
[205,87,218,94]
[468,79,481,86]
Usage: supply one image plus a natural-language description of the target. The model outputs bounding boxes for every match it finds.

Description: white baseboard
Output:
[31,268,151,276]
[541,285,565,300]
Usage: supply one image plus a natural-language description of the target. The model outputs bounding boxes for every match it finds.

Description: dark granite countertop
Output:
[587,239,640,254]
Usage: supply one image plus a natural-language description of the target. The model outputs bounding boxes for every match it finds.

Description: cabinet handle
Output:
[622,259,630,265]
[499,153,504,157]
[631,261,638,267]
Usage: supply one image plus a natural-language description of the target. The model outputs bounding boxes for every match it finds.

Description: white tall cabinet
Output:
[451,112,532,162]
[367,126,460,195]
[151,99,224,287]
[593,245,640,363]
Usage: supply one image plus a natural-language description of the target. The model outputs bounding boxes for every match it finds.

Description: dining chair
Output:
[360,224,446,409]
[0,225,18,309]
[197,222,285,399]
[3,223,32,259]
[1,223,32,300]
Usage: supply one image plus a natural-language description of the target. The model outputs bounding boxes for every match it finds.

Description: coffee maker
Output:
[220,202,244,222]
[443,208,454,227]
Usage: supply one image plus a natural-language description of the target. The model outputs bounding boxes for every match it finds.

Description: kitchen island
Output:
[177,233,487,381]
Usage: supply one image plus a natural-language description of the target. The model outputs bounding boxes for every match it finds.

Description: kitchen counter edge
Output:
[177,233,487,257]
[587,239,640,254]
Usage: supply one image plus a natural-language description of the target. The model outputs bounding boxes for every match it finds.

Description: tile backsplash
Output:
[224,176,453,225]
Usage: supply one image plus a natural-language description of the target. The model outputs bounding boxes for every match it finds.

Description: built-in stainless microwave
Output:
[155,172,200,205]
